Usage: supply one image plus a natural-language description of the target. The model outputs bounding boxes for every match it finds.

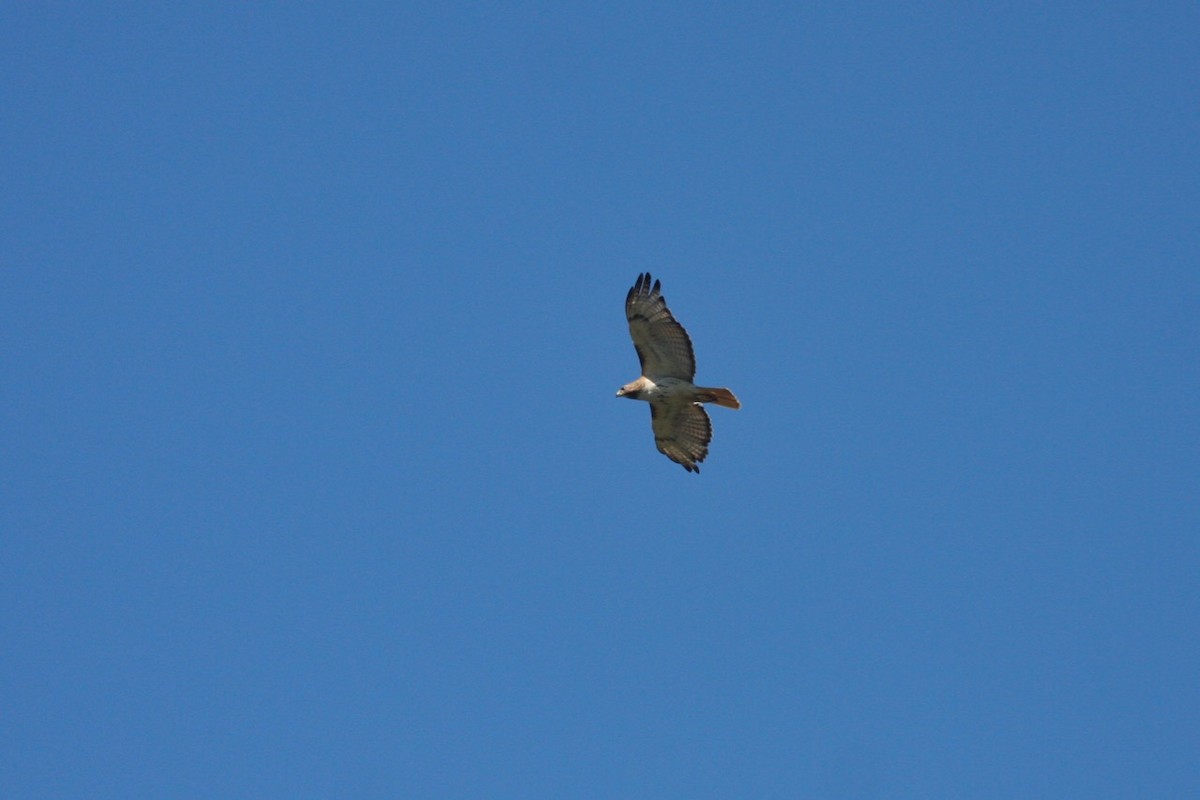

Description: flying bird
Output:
[617,273,741,472]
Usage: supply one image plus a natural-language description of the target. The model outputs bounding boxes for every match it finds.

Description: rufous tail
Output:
[699,387,741,410]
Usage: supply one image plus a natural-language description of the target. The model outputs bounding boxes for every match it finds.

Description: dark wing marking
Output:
[625,273,696,381]
[650,401,712,473]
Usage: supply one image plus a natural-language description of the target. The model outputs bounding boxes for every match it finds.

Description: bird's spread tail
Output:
[698,387,741,410]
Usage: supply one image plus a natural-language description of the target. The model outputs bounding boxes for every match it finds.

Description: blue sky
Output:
[3,3,1197,797]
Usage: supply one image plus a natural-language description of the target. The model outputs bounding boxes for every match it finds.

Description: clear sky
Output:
[3,3,1197,798]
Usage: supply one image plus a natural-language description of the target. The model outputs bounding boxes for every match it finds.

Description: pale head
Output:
[616,379,645,400]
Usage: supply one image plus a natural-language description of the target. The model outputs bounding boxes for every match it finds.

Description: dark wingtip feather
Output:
[629,273,647,302]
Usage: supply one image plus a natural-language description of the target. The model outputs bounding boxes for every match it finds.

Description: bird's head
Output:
[616,381,640,400]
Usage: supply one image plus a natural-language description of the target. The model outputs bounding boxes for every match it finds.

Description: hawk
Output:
[617,273,741,472]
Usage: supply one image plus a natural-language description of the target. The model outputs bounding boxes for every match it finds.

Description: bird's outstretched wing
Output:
[650,401,711,473]
[626,273,696,381]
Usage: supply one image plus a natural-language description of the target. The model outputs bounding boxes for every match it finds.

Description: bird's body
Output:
[617,375,687,402]
[617,273,740,472]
